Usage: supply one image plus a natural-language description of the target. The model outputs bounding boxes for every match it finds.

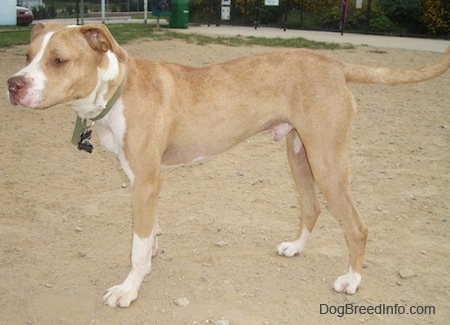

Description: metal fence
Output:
[190,0,373,33]
[188,0,449,37]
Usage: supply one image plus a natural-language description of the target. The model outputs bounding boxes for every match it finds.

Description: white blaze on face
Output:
[12,32,55,107]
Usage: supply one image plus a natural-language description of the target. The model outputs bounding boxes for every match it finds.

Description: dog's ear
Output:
[80,24,128,62]
[30,22,48,41]
[30,22,65,42]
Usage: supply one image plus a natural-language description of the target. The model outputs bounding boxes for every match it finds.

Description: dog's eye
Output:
[54,57,67,65]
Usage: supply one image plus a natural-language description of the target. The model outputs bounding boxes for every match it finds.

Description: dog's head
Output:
[7,23,128,111]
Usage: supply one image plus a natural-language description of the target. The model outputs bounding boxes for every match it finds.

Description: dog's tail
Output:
[342,46,450,85]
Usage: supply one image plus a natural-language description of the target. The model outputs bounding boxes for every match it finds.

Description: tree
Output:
[421,0,450,35]
[376,0,425,33]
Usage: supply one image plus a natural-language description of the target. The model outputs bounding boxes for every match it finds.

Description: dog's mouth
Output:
[7,76,39,108]
[8,92,38,108]
[8,92,21,106]
[7,82,46,109]
[8,92,30,107]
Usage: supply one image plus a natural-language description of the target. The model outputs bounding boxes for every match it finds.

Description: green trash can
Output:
[169,0,189,28]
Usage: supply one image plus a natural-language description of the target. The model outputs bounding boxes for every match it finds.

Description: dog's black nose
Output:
[7,76,26,95]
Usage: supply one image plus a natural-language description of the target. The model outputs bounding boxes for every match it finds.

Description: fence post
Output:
[339,0,348,35]
[365,0,372,34]
[254,0,260,29]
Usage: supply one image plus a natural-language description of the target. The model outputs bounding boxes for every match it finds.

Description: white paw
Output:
[333,268,361,294]
[102,283,138,308]
[277,241,302,257]
[277,230,310,257]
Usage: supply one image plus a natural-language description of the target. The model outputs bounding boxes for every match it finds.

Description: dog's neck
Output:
[91,80,124,122]
[72,49,125,120]
[71,79,124,146]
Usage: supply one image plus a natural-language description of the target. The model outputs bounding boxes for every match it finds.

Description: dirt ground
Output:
[0,35,449,324]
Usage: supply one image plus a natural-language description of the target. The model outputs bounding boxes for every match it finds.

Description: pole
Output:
[300,0,303,27]
[144,0,148,24]
[254,0,260,29]
[339,0,347,35]
[76,0,79,25]
[101,0,105,23]
[80,0,84,25]
[282,0,289,31]
[366,0,371,34]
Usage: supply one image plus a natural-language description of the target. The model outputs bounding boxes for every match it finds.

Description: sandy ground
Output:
[0,36,449,324]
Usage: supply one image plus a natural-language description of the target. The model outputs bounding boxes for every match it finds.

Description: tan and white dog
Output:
[7,22,450,307]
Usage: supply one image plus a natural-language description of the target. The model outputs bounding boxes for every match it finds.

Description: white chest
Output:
[95,99,135,184]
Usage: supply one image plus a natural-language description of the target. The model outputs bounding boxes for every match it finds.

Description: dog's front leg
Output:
[102,171,162,308]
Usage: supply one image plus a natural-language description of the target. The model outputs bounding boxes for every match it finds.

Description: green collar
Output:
[71,81,124,146]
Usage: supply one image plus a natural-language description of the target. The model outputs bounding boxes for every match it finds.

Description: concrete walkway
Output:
[176,25,449,53]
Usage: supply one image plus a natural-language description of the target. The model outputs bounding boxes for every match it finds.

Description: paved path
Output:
[176,25,449,53]
[41,17,450,53]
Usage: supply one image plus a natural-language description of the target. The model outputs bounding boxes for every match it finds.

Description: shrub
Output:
[421,0,450,35]
[369,12,393,33]
[32,5,56,19]
[377,0,424,33]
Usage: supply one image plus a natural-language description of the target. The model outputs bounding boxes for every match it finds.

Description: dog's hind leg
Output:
[301,105,368,294]
[277,129,321,257]
[313,156,368,294]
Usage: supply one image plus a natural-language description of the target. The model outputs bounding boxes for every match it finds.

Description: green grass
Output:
[0,23,353,50]
[368,49,388,54]
[0,26,33,48]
